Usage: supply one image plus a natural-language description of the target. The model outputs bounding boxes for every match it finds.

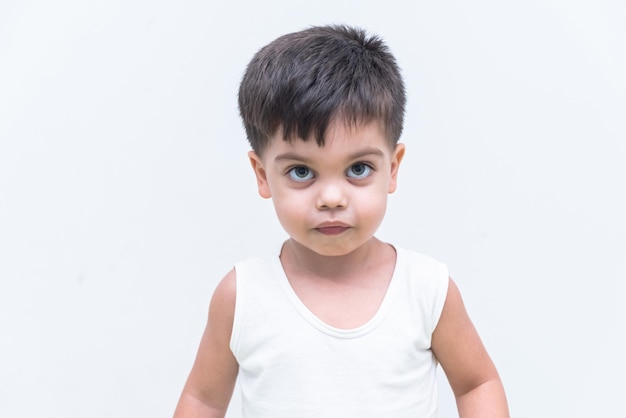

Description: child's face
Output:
[249,119,405,257]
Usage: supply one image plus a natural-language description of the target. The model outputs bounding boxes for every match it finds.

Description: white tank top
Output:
[230,246,449,418]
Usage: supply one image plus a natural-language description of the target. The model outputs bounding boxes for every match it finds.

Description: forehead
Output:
[261,119,391,161]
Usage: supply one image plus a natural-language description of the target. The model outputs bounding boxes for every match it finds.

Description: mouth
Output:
[315,222,350,236]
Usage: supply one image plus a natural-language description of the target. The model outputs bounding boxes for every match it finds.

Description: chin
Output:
[287,230,376,258]
[309,240,369,258]
[313,248,354,257]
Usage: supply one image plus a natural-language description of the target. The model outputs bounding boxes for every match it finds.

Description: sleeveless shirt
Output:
[230,246,449,417]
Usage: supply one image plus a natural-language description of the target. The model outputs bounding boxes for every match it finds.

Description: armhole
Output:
[403,250,451,342]
[431,264,450,333]
[229,265,242,356]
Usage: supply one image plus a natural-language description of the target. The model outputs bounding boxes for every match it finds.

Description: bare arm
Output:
[174,270,239,418]
[431,278,509,418]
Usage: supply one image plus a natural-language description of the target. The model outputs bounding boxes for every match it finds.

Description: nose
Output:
[316,181,347,210]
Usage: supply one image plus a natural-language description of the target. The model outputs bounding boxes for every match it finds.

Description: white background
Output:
[1,0,625,417]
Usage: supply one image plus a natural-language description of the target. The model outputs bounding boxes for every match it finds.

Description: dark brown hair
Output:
[238,24,406,154]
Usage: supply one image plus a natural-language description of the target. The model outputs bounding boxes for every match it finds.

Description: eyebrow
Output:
[274,147,385,163]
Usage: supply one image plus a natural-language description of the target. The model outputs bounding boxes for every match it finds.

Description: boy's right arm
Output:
[174,269,239,418]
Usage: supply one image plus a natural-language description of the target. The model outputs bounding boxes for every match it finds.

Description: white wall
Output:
[1,0,624,416]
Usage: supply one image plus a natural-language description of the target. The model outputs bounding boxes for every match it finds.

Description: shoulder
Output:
[214,255,278,337]
[232,254,280,295]
[214,268,236,298]
[399,248,449,299]
[208,269,237,328]
[390,247,450,332]
[400,247,448,275]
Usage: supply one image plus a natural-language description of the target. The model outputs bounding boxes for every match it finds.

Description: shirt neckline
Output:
[271,245,404,339]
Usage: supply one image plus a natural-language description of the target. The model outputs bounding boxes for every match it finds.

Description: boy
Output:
[174,25,509,417]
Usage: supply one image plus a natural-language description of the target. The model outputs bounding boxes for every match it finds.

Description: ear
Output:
[388,143,405,194]
[248,151,272,199]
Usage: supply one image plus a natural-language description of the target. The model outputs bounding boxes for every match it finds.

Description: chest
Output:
[287,275,392,329]
[234,273,439,418]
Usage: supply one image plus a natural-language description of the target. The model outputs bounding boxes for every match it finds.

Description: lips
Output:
[315,222,350,235]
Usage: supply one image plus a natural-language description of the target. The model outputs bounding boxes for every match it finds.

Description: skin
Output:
[174,119,509,417]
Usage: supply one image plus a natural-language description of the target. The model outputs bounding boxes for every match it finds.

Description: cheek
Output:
[271,190,308,222]
[368,197,388,220]
[354,188,388,220]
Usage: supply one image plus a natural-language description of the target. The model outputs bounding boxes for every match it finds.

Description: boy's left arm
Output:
[431,278,510,418]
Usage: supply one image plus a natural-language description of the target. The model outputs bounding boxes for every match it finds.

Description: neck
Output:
[280,237,392,281]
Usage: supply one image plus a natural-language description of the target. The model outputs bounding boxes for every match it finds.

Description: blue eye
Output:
[347,163,372,179]
[288,166,314,181]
